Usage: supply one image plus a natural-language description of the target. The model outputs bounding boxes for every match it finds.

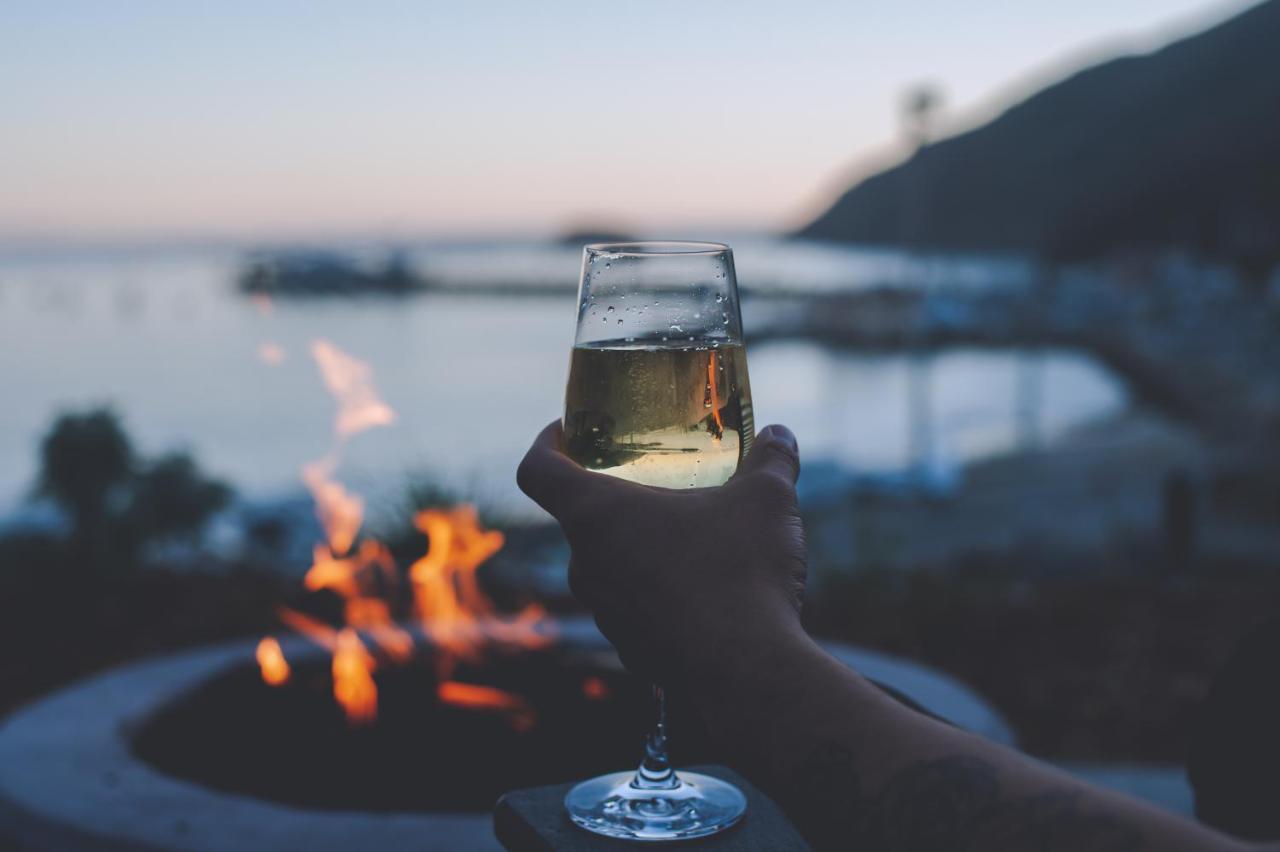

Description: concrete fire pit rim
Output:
[0,634,498,852]
[0,618,1011,851]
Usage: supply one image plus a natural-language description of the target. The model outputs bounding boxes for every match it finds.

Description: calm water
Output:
[0,241,1121,519]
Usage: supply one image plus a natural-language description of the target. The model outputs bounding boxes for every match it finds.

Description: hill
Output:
[797,0,1280,273]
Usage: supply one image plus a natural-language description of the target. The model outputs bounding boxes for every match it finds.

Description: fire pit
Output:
[0,618,1010,851]
[134,630,674,814]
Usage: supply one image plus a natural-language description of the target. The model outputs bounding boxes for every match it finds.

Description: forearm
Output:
[689,625,1260,852]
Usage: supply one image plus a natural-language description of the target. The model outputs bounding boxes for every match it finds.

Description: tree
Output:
[30,408,232,568]
[33,409,133,551]
[127,452,232,543]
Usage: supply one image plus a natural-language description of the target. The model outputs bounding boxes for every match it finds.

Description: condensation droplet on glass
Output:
[715,294,723,303]
[616,318,623,324]
[606,306,615,313]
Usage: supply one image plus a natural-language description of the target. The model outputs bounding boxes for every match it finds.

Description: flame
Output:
[333,628,378,725]
[257,338,551,727]
[438,681,536,731]
[277,606,338,651]
[302,458,364,557]
[581,676,610,701]
[310,339,395,439]
[257,341,286,365]
[707,350,724,438]
[409,506,552,663]
[256,637,291,686]
[303,539,413,662]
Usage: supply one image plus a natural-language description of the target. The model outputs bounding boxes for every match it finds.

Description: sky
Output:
[0,0,1255,243]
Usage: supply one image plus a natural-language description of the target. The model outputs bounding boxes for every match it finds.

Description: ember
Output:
[257,339,553,726]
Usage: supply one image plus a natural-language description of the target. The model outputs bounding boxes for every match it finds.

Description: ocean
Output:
[0,237,1122,519]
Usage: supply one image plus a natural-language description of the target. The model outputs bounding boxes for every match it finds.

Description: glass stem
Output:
[631,683,679,790]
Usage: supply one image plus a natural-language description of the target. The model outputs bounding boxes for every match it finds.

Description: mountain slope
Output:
[797,0,1280,270]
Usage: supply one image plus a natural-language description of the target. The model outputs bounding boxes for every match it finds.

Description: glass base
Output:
[564,770,747,842]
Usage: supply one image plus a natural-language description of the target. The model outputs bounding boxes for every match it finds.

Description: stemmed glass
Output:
[561,242,753,840]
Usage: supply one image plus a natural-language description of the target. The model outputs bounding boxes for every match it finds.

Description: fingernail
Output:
[762,425,797,453]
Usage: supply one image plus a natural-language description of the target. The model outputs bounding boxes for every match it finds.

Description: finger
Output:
[735,424,801,488]
[516,420,599,521]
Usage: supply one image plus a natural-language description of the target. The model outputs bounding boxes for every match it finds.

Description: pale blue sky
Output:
[0,0,1252,242]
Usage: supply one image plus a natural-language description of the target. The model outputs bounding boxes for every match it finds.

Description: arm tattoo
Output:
[788,749,1143,851]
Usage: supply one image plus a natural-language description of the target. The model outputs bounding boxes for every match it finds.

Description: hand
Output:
[517,421,808,683]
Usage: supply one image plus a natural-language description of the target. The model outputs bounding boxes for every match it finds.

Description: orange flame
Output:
[438,681,536,731]
[302,458,364,557]
[257,339,550,727]
[256,637,291,686]
[310,339,396,439]
[333,628,378,725]
[409,506,552,663]
[277,606,338,651]
[707,350,724,438]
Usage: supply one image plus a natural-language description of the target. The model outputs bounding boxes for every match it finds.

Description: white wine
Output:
[564,341,754,488]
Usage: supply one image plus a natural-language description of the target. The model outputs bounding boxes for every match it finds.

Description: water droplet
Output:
[715,294,723,303]
[670,324,683,333]
[604,262,611,269]
[693,312,701,319]
[617,318,623,324]
[601,316,607,323]
[606,306,615,313]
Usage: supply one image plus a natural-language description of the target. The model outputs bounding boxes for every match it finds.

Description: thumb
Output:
[735,424,800,489]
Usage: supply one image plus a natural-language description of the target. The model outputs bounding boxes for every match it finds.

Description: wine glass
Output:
[561,241,752,841]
